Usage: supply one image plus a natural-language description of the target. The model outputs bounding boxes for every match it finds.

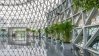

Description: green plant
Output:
[44,27,48,37]
[26,28,31,31]
[1,29,6,31]
[53,23,64,40]
[31,29,36,32]
[31,29,36,37]
[48,25,55,38]
[62,20,73,43]
[73,0,99,11]
[44,19,73,43]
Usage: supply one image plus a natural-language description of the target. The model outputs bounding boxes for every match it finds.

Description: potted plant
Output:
[57,19,73,56]
[62,20,73,43]
[50,20,73,43]
[26,28,31,32]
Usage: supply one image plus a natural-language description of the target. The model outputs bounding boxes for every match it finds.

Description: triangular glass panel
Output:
[89,36,99,52]
[73,13,81,25]
[86,26,99,41]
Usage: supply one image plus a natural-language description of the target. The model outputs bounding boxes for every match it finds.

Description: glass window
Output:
[89,36,99,52]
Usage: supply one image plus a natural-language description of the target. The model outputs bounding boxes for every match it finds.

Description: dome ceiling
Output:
[0,0,28,6]
[0,0,61,29]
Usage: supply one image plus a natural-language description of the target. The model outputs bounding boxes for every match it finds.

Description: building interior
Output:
[0,0,99,56]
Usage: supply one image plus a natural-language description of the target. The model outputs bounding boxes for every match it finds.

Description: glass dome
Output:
[0,0,61,29]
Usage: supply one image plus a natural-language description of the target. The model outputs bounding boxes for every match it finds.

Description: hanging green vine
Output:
[73,0,99,11]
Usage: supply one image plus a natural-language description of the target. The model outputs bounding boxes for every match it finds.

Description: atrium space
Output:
[0,0,99,56]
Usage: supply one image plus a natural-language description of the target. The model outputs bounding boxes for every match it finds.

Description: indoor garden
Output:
[0,0,99,56]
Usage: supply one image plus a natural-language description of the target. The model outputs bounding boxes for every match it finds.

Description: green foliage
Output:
[44,27,48,37]
[62,20,73,43]
[44,19,73,43]
[38,29,40,33]
[31,29,36,32]
[45,27,48,34]
[26,28,36,33]
[73,0,99,11]
[26,28,31,31]
[1,29,6,31]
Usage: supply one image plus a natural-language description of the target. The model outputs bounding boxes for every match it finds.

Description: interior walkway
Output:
[46,39,75,56]
[0,37,75,56]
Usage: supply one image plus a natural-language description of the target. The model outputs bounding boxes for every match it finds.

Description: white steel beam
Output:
[73,29,83,43]
[85,8,98,25]
[85,28,99,47]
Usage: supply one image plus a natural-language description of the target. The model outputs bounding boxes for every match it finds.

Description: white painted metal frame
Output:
[47,0,99,56]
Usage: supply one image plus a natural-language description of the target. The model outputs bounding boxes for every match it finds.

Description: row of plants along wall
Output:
[26,28,41,37]
[44,19,73,43]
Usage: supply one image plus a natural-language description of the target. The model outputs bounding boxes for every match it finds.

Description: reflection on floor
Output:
[0,37,74,56]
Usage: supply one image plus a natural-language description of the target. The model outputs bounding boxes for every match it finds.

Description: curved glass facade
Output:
[0,0,63,56]
[0,0,99,56]
[47,0,99,56]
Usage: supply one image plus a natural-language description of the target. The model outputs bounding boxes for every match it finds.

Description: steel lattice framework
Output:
[0,0,63,56]
[0,0,99,56]
[47,0,99,56]
[0,0,62,29]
